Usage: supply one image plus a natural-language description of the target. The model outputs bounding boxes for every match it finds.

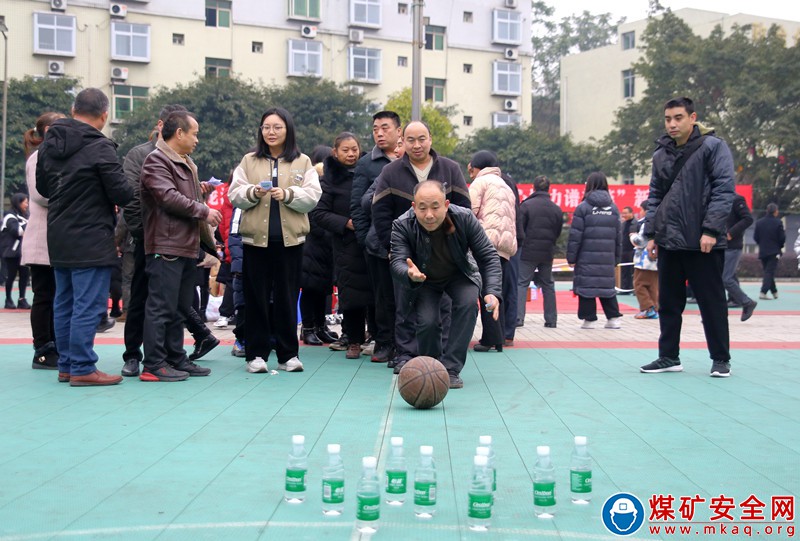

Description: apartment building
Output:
[1,0,532,134]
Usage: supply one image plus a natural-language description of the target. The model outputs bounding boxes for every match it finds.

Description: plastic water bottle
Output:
[478,435,497,492]
[284,435,308,503]
[414,445,437,518]
[385,436,407,506]
[533,445,556,518]
[570,436,592,504]
[321,443,345,516]
[468,454,493,531]
[356,456,381,534]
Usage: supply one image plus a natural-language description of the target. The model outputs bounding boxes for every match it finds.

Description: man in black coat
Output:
[36,88,133,386]
[723,193,756,320]
[516,176,563,328]
[753,203,785,300]
[391,181,501,389]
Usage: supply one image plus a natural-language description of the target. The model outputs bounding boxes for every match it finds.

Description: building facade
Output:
[1,0,533,135]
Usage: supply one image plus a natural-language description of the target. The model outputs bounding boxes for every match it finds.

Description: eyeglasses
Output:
[261,125,285,133]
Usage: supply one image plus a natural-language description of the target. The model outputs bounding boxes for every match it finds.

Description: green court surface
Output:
[0,340,797,540]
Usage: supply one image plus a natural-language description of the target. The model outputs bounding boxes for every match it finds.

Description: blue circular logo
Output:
[601,492,645,536]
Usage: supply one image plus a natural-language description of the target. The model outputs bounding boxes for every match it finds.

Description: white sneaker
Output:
[581,320,597,329]
[213,316,229,328]
[604,317,622,329]
[277,356,304,372]
[246,357,268,373]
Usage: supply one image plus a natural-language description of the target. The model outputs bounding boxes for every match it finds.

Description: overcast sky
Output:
[551,0,800,24]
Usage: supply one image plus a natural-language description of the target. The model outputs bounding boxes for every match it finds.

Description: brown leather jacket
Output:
[140,139,210,258]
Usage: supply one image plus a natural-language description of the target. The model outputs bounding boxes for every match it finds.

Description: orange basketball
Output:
[397,356,449,409]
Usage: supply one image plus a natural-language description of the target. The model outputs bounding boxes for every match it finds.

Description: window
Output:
[622,175,635,185]
[351,0,381,27]
[173,33,185,45]
[290,0,320,20]
[492,61,522,95]
[424,78,445,103]
[252,41,263,53]
[288,39,322,77]
[622,31,635,50]
[205,0,231,27]
[425,25,445,50]
[111,22,150,62]
[463,115,473,127]
[623,69,635,98]
[398,3,408,15]
[463,63,472,74]
[463,12,473,23]
[397,56,408,67]
[112,85,148,121]
[206,57,232,78]
[492,112,522,128]
[349,47,381,83]
[492,10,522,44]
[33,12,76,56]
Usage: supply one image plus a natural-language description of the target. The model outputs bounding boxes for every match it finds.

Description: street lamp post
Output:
[0,18,8,216]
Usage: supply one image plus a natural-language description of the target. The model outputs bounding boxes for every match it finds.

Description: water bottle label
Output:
[386,471,407,494]
[356,494,380,521]
[468,492,493,519]
[570,470,592,493]
[322,479,345,503]
[533,481,556,506]
[414,481,436,505]
[285,468,307,492]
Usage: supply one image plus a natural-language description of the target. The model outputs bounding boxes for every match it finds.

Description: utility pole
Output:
[411,1,423,121]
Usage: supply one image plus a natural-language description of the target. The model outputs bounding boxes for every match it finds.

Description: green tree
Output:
[3,76,79,194]
[383,87,458,156]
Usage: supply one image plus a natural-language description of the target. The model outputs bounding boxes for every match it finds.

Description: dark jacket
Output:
[390,204,502,299]
[567,190,621,299]
[0,211,27,259]
[644,125,735,251]
[351,145,392,247]
[35,118,133,268]
[121,138,156,239]
[621,218,635,259]
[229,208,244,275]
[725,193,753,251]
[370,149,471,258]
[753,214,786,258]
[518,191,563,263]
[311,155,373,309]
[140,139,210,258]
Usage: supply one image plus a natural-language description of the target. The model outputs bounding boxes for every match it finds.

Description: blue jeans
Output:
[53,266,112,376]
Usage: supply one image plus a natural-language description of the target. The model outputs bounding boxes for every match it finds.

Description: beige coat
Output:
[228,152,321,247]
[21,151,50,266]
[469,167,518,260]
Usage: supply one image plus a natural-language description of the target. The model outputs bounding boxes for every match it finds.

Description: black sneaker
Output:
[4,298,15,309]
[393,359,408,374]
[741,300,757,322]
[371,343,393,363]
[96,316,116,333]
[640,357,683,373]
[32,342,59,370]
[140,366,189,382]
[710,360,731,378]
[17,299,31,310]
[173,359,212,377]
[121,358,140,377]
[448,373,464,389]
[189,334,220,361]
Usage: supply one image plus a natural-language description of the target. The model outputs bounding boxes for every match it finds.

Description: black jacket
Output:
[725,194,753,251]
[370,149,470,258]
[36,118,133,268]
[0,211,27,259]
[350,145,392,247]
[121,139,156,239]
[567,190,621,299]
[753,214,785,258]
[390,204,502,299]
[644,125,735,251]
[311,156,372,309]
[518,191,563,263]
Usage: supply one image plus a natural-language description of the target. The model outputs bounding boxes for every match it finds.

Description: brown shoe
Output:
[346,343,362,359]
[58,372,70,383]
[116,311,127,323]
[504,339,514,347]
[69,370,123,387]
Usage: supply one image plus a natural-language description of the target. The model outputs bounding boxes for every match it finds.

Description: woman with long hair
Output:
[20,112,66,369]
[228,107,321,373]
[566,171,623,329]
[1,193,30,309]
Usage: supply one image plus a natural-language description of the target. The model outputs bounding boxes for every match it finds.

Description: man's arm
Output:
[121,144,148,236]
[140,155,208,220]
[727,196,753,240]
[96,141,134,207]
[701,139,735,238]
[643,159,667,239]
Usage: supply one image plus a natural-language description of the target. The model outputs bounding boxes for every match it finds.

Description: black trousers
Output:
[342,307,368,344]
[29,264,56,350]
[242,243,302,363]
[759,255,779,295]
[658,248,730,362]
[300,289,327,329]
[478,257,507,346]
[366,254,395,348]
[4,257,29,301]
[577,295,621,321]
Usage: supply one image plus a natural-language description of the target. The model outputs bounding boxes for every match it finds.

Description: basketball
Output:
[397,356,450,409]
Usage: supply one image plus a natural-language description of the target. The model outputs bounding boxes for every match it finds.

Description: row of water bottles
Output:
[533,436,593,518]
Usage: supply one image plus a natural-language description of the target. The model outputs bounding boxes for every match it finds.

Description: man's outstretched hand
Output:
[407,258,427,282]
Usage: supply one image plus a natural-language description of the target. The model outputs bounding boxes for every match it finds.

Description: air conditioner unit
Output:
[349,85,365,95]
[504,47,518,60]
[300,25,317,38]
[504,0,518,8]
[503,98,518,111]
[50,0,67,11]
[349,29,364,43]
[109,3,128,17]
[111,66,129,80]
[48,60,65,76]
